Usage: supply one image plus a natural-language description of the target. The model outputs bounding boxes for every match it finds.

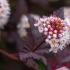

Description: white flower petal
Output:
[0,0,10,29]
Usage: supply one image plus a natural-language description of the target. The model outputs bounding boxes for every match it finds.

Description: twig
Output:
[0,49,18,61]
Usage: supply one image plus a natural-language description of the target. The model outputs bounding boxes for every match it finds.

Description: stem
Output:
[32,36,46,51]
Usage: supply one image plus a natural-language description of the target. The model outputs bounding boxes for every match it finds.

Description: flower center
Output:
[42,17,66,39]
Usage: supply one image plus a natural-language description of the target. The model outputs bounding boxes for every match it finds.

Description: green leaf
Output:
[36,60,46,70]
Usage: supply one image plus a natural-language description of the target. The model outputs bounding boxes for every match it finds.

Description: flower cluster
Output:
[34,16,70,53]
[17,15,30,37]
[0,0,10,29]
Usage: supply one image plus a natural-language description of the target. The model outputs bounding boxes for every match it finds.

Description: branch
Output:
[0,49,18,61]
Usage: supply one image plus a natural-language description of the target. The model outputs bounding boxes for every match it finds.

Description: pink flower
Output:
[34,16,70,53]
[56,66,70,70]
